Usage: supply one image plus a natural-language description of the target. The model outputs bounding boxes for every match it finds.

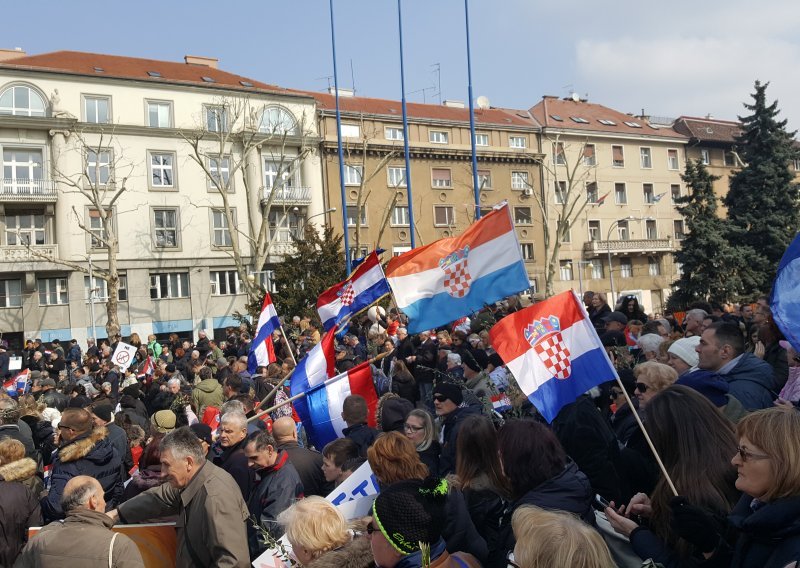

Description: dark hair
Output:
[641,321,664,336]
[248,430,277,452]
[139,433,165,469]
[456,415,510,496]
[342,394,368,424]
[645,386,738,557]
[498,419,566,499]
[322,438,359,468]
[224,374,243,393]
[708,321,744,355]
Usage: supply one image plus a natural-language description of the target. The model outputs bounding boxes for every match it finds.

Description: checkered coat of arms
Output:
[439,246,472,298]
[524,315,571,379]
[338,282,356,307]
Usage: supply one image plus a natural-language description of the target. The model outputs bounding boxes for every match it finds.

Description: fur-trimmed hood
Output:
[0,456,37,482]
[58,426,111,464]
[304,533,373,568]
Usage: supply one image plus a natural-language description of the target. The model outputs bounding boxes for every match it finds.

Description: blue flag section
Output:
[771,232,800,352]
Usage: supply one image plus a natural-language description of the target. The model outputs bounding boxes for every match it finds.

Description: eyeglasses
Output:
[506,552,521,568]
[404,423,424,432]
[433,395,448,403]
[634,382,649,393]
[57,424,75,431]
[736,445,770,462]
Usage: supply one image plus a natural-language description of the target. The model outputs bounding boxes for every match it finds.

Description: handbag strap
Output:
[108,532,118,568]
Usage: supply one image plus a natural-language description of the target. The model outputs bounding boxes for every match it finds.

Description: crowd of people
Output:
[0,291,799,567]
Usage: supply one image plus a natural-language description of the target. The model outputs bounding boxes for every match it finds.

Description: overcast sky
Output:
[7,0,799,130]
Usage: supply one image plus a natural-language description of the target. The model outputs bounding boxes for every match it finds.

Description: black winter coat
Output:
[40,389,69,412]
[0,457,41,567]
[19,415,57,467]
[211,437,255,500]
[728,494,800,568]
[343,423,380,458]
[278,440,330,497]
[443,486,488,564]
[438,404,482,476]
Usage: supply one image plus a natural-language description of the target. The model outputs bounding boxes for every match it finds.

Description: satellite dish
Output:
[571,92,580,102]
[476,95,490,110]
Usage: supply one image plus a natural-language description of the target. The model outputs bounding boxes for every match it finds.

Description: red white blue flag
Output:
[489,291,618,422]
[248,293,280,374]
[317,252,391,331]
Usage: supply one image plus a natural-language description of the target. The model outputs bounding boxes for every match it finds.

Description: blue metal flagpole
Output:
[329,0,352,275]
[397,0,417,249]
[464,0,481,220]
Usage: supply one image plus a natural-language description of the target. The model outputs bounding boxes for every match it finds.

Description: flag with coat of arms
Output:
[489,290,618,422]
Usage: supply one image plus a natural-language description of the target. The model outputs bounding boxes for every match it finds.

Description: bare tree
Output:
[25,127,134,337]
[184,96,316,306]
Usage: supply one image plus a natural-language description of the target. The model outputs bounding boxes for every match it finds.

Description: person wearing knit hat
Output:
[151,409,177,433]
[369,478,480,568]
[667,336,701,377]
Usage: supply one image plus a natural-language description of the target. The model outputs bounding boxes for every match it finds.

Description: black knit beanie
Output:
[371,478,449,555]
[432,382,463,406]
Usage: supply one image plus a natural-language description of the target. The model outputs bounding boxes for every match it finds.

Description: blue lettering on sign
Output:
[328,474,382,505]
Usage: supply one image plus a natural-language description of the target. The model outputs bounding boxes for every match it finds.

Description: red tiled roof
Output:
[530,96,686,139]
[308,91,539,128]
[673,116,742,143]
[0,50,308,98]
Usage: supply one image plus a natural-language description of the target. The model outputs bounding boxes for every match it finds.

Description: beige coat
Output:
[117,460,250,568]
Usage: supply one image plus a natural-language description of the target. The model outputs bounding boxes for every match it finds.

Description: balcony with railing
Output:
[262,186,312,205]
[1,179,58,202]
[1,244,59,262]
[583,238,674,256]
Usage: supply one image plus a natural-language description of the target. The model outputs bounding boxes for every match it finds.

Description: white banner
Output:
[111,342,137,372]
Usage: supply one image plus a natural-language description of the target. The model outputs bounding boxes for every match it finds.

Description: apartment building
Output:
[0,50,323,348]
[530,96,689,314]
[313,91,545,281]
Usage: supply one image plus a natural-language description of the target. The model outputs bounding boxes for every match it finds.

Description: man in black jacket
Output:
[272,416,330,496]
[91,404,134,479]
[341,395,379,457]
[433,383,481,476]
[211,410,254,500]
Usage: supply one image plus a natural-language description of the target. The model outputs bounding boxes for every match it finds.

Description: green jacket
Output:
[192,379,224,418]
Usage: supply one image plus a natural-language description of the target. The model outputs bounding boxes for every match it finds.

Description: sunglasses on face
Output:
[433,395,448,403]
[736,445,770,462]
[634,382,649,393]
[610,389,623,398]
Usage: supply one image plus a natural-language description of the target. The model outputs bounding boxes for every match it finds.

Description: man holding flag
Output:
[248,293,281,374]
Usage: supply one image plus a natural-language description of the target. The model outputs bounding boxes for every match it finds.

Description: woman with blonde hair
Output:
[403,409,440,474]
[277,496,372,567]
[510,505,615,568]
[633,361,678,410]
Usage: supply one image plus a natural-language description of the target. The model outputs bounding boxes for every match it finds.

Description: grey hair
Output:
[656,318,672,334]
[160,426,205,463]
[638,333,664,354]
[61,477,100,512]
[220,410,247,430]
[686,308,708,320]
[0,398,19,425]
[447,352,462,366]
[167,377,181,388]
[220,400,245,416]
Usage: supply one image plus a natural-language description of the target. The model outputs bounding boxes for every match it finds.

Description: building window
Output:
[617,220,630,240]
[387,166,407,188]
[264,160,296,190]
[793,159,800,171]
[429,130,449,144]
[385,127,404,141]
[340,123,360,138]
[149,153,175,188]
[346,205,367,227]
[675,261,684,277]
[150,273,189,299]
[529,278,539,294]
[212,209,232,247]
[268,211,304,242]
[591,260,605,279]
[671,184,681,202]
[0,85,46,117]
[674,220,686,240]
[700,149,710,165]
[667,149,679,170]
[562,220,571,243]
[88,209,111,249]
[250,270,277,293]
[205,105,228,132]
[583,144,596,166]
[391,206,409,226]
[392,245,412,257]
[554,181,567,204]
[588,220,601,242]
[619,258,633,278]
[86,150,111,185]
[5,214,45,245]
[0,279,22,308]
[85,275,128,302]
[612,145,625,167]
[640,147,652,169]
[84,96,110,124]
[477,170,492,190]
[433,205,455,226]
[431,168,452,188]
[615,183,627,204]
[153,208,179,248]
[147,101,172,128]
[724,151,737,167]
[38,277,68,306]
[344,164,363,186]
[514,207,532,225]
[208,156,231,189]
[475,133,489,146]
[259,106,298,135]
[510,136,527,149]
[646,219,657,239]
[511,171,529,190]
[648,256,661,276]
[553,142,566,165]
[348,247,370,262]
[586,182,598,203]
[643,183,655,204]
[520,243,535,261]
[560,260,573,281]
[211,270,241,296]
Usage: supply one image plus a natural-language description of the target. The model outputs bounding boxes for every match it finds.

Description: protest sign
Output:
[111,341,137,371]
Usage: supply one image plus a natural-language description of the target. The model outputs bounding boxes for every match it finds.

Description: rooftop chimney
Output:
[442,100,465,108]
[184,55,218,69]
[328,87,354,97]
[0,48,27,62]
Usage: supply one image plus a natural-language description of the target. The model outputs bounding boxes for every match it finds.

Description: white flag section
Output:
[111,342,137,371]
[252,536,292,568]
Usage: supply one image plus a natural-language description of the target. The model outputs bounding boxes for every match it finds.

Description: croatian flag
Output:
[317,252,391,331]
[489,290,618,422]
[290,331,336,446]
[302,362,378,449]
[4,369,29,395]
[137,356,155,379]
[248,293,280,374]
[386,203,530,334]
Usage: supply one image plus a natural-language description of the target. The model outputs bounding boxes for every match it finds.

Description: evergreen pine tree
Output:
[272,225,346,320]
[724,80,800,294]
[670,160,749,308]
